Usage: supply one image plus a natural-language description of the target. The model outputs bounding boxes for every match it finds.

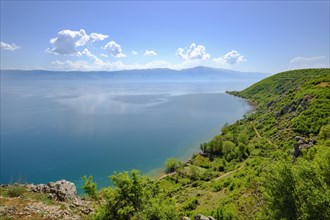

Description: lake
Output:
[0,77,255,190]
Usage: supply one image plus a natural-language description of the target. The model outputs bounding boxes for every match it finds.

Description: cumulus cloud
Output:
[290,56,325,63]
[82,48,103,65]
[213,50,246,65]
[47,29,108,55]
[1,41,20,51]
[100,53,109,58]
[176,43,210,60]
[131,50,138,55]
[144,50,157,56]
[103,41,126,58]
[89,33,109,42]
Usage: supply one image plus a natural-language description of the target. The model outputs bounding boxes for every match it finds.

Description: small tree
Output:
[82,175,98,200]
[93,170,178,220]
[165,158,182,173]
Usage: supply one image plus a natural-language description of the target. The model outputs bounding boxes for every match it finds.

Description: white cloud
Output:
[0,41,20,51]
[103,41,126,58]
[89,33,109,42]
[100,53,109,58]
[50,58,198,72]
[131,50,138,55]
[82,48,103,65]
[144,50,157,56]
[213,50,246,65]
[290,56,325,63]
[288,56,329,70]
[47,29,108,55]
[176,43,210,60]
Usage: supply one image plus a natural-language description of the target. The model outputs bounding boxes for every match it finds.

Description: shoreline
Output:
[149,93,255,180]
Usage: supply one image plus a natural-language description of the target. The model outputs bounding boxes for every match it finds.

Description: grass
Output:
[3,186,26,198]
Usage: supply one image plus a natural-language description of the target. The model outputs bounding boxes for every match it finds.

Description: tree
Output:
[319,124,330,140]
[93,170,178,220]
[82,175,98,200]
[210,135,223,155]
[262,161,298,220]
[262,159,330,219]
[223,141,237,162]
[165,158,182,173]
[200,143,208,153]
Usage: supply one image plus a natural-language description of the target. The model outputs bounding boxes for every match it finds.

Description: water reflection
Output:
[1,79,256,187]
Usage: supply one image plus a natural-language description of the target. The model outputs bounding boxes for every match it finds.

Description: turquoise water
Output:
[1,79,254,189]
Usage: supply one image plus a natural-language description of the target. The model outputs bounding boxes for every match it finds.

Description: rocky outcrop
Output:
[0,180,93,220]
[181,214,216,220]
[194,214,216,220]
[275,95,312,118]
[292,136,316,158]
[28,179,77,201]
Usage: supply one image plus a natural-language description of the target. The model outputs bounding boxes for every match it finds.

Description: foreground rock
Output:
[194,214,216,220]
[181,214,216,220]
[27,179,78,201]
[0,180,93,220]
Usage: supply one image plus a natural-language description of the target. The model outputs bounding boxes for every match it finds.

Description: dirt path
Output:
[158,172,176,180]
[251,122,277,147]
[214,164,245,181]
[252,124,262,138]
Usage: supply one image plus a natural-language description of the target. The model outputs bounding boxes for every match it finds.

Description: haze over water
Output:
[1,75,255,189]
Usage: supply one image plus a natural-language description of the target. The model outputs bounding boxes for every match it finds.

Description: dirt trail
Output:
[251,122,277,147]
[158,172,176,180]
[214,164,245,181]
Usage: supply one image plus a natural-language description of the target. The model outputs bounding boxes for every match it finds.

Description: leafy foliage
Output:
[82,175,98,200]
[165,158,182,173]
[262,158,330,219]
[92,170,178,220]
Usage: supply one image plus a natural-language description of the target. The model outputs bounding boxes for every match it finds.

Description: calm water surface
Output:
[1,79,253,189]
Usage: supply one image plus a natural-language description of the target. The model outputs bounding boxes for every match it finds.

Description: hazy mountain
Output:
[1,66,267,81]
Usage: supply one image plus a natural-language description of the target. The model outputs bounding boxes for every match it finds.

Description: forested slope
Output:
[157,68,330,219]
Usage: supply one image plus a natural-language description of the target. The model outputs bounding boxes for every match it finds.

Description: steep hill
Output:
[157,68,330,219]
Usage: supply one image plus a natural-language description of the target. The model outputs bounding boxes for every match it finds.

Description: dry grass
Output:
[318,82,329,87]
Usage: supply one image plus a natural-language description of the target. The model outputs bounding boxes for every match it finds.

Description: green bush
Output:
[93,170,178,220]
[165,158,182,173]
[82,175,98,200]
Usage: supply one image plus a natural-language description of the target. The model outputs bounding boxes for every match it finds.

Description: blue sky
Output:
[1,1,329,73]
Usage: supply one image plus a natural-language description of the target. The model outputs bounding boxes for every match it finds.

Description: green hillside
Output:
[148,68,329,219]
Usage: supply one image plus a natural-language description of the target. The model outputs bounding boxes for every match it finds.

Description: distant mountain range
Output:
[1,66,268,81]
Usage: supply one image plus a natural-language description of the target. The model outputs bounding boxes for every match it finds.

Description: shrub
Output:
[165,158,182,173]
[82,175,98,200]
[182,198,199,211]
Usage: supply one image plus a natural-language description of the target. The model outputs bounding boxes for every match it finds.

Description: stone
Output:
[194,214,210,220]
[48,179,77,201]
[293,136,316,158]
